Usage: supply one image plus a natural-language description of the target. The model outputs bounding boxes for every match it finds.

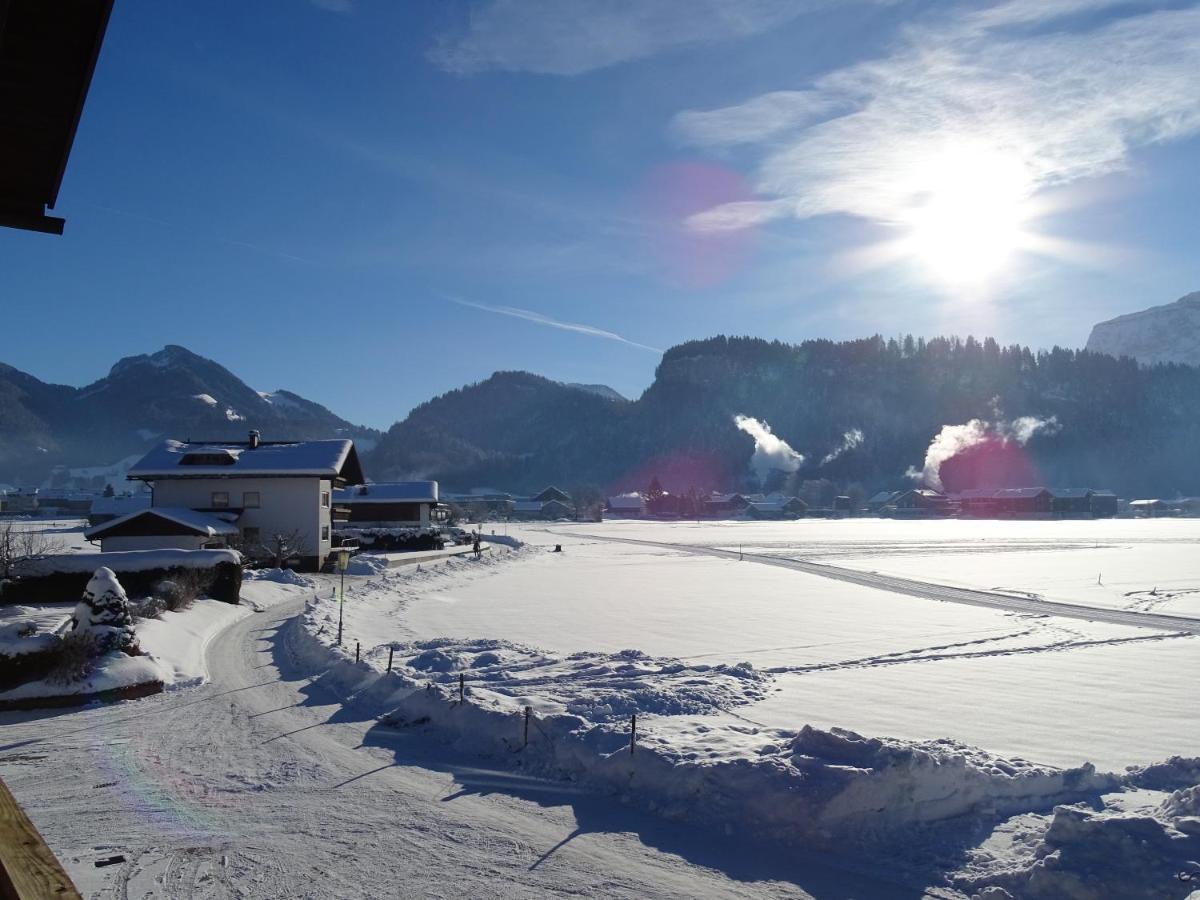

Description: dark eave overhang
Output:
[0,0,114,234]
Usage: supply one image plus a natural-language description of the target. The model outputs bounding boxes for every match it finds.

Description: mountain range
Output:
[0,345,378,483]
[4,306,1200,496]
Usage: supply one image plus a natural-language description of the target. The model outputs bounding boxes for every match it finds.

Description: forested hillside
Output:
[367,336,1200,497]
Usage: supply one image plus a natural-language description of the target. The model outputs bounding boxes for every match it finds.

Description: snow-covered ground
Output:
[364,520,1200,771]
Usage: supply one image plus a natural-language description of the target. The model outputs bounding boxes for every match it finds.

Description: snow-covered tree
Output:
[72,567,138,655]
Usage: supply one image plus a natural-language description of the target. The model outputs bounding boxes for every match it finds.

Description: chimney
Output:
[248,430,260,449]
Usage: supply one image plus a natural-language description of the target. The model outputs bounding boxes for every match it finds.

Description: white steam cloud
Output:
[909,416,1059,491]
[820,428,864,466]
[734,415,805,479]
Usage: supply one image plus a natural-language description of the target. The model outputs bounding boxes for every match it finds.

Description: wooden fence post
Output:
[355,642,360,663]
[524,706,531,748]
[630,712,637,756]
[386,646,394,673]
[459,673,465,703]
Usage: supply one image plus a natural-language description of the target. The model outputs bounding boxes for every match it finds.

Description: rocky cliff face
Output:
[1086,292,1200,367]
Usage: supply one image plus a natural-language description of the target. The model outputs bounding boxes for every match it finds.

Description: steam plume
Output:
[733,415,804,479]
[820,428,864,465]
[909,416,1058,491]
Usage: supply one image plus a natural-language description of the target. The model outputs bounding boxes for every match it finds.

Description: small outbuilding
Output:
[83,507,239,552]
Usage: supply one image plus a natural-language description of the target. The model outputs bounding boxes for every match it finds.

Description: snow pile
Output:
[980,797,1200,899]
[243,567,317,587]
[1128,757,1200,791]
[291,607,1120,851]
[0,619,59,657]
[344,554,389,576]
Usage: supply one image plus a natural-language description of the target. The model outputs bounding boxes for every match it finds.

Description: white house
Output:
[108,432,365,570]
[332,481,445,529]
[605,493,647,517]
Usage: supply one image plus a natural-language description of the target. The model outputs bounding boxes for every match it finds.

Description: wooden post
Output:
[0,777,82,899]
[355,642,360,663]
[386,646,394,673]
[524,706,531,748]
[630,712,637,756]
[458,673,465,703]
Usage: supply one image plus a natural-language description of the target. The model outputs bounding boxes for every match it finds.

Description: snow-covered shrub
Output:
[47,631,101,685]
[153,568,205,612]
[71,567,139,656]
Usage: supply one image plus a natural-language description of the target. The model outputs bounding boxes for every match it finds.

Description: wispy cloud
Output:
[453,299,663,353]
[430,0,882,76]
[675,2,1200,231]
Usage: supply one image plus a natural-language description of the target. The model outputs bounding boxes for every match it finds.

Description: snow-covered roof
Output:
[868,490,898,503]
[511,500,545,513]
[84,506,241,539]
[1051,488,1094,499]
[334,481,439,504]
[746,499,803,513]
[1129,498,1164,507]
[129,439,363,481]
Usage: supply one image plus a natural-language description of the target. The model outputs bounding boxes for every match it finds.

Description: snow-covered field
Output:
[359,519,1200,772]
[292,519,1200,895]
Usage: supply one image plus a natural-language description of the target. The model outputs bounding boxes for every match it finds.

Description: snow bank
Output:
[344,554,389,576]
[136,598,252,688]
[0,619,60,657]
[0,653,166,703]
[289,607,1121,851]
[15,548,241,576]
[977,796,1200,899]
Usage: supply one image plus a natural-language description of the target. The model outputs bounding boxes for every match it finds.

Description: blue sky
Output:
[2,0,1199,430]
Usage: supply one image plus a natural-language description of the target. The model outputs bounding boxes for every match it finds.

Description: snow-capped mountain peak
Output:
[1086,291,1200,367]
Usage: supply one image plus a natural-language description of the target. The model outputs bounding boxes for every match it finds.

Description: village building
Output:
[745,497,808,519]
[112,432,365,570]
[866,490,900,514]
[530,486,571,504]
[84,507,239,552]
[332,481,445,529]
[0,487,39,515]
[884,489,951,517]
[704,492,751,518]
[605,493,647,517]
[993,487,1054,518]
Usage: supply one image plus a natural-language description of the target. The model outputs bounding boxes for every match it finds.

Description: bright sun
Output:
[900,143,1034,285]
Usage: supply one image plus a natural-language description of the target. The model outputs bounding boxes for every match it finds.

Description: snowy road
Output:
[0,596,912,899]
[554,530,1200,636]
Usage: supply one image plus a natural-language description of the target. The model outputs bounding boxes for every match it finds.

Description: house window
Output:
[243,491,260,508]
[321,525,330,542]
[321,491,330,508]
[242,526,260,546]
[211,491,229,508]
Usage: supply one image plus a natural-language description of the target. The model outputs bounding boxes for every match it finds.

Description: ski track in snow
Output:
[0,595,904,899]
[554,530,1200,636]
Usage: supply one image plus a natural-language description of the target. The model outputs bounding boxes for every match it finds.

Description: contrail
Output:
[453,299,663,353]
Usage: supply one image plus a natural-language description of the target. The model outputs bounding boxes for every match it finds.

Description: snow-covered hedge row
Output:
[287,610,1120,851]
[3,550,243,605]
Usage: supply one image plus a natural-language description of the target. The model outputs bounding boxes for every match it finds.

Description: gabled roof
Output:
[954,488,999,500]
[129,439,365,482]
[868,490,899,503]
[1051,488,1094,499]
[335,481,439,504]
[84,507,240,540]
[511,500,545,513]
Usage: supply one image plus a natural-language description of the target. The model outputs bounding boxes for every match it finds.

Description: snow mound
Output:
[344,554,388,576]
[290,612,1121,852]
[243,567,317,587]
[1128,756,1200,791]
[997,800,1200,899]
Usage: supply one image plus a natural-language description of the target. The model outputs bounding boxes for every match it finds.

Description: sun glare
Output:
[900,143,1034,286]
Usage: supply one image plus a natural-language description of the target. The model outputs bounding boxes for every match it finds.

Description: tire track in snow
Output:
[555,531,1200,636]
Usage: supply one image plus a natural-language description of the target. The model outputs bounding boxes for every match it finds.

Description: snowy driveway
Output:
[0,598,910,899]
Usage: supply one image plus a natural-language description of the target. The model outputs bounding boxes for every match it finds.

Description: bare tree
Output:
[262,529,310,569]
[0,521,67,579]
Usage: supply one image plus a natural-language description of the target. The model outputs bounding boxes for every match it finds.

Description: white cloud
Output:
[676,3,1200,229]
[430,0,865,76]
[452,299,663,353]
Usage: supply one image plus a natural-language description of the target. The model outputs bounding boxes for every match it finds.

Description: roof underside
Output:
[0,0,113,234]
